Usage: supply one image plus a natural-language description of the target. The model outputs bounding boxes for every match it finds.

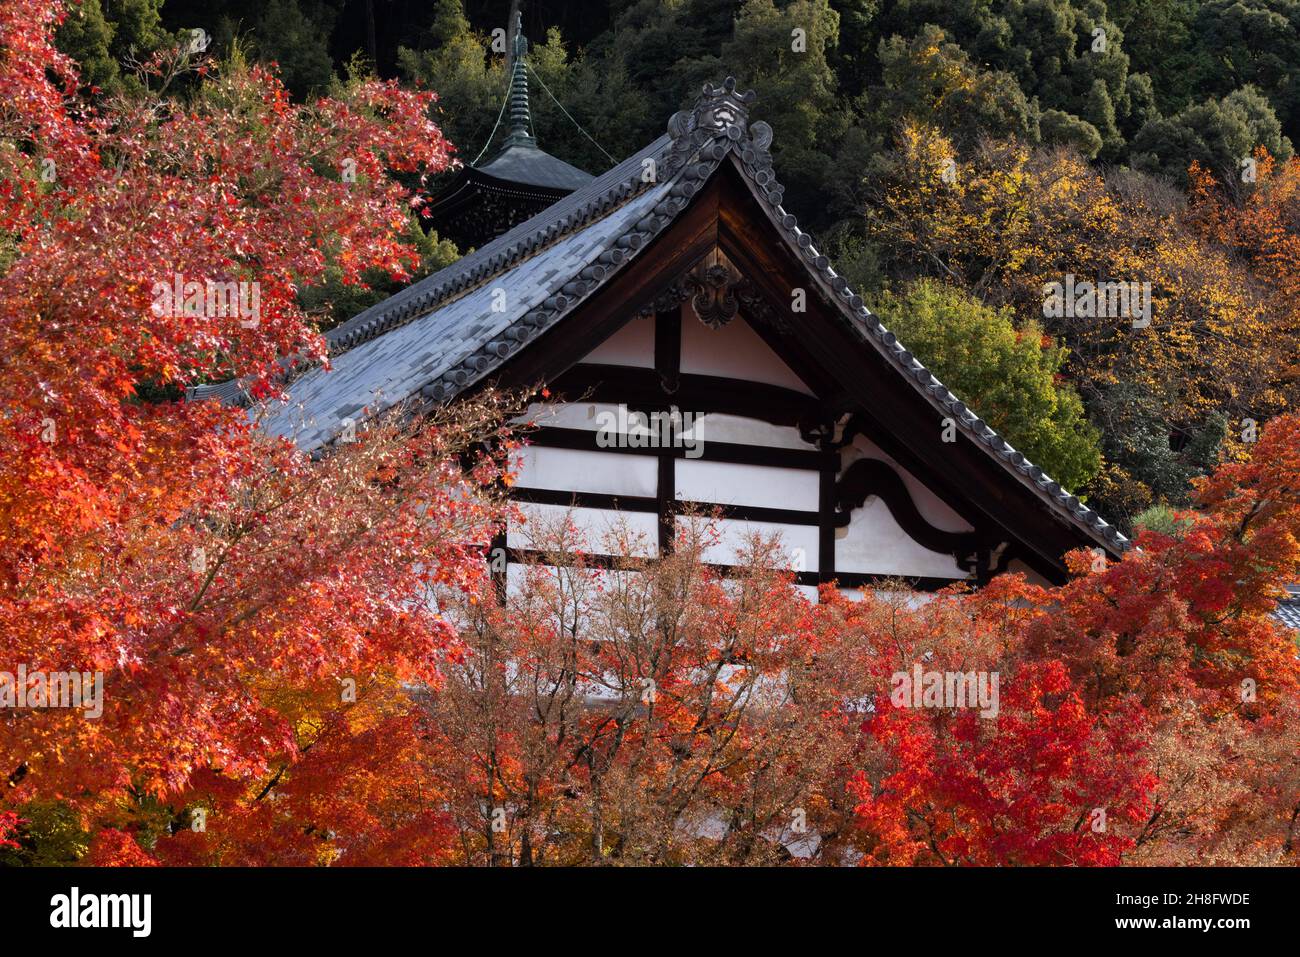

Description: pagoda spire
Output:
[501,10,534,149]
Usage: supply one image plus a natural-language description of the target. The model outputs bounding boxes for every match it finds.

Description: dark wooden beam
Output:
[818,435,836,585]
[510,485,822,527]
[654,306,682,555]
[502,546,967,592]
[526,425,828,471]
[549,363,821,427]
[834,458,982,556]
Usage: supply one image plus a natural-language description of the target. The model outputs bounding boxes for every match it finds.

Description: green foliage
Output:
[710,0,846,213]
[873,279,1102,492]
[252,0,338,97]
[1190,0,1300,136]
[1104,0,1201,114]
[828,0,881,96]
[0,801,89,866]
[54,0,172,95]
[299,216,460,332]
[1041,108,1103,158]
[871,0,1140,162]
[1132,86,1294,183]
[1088,383,1227,528]
[1132,503,1195,538]
[872,25,1041,149]
[396,0,505,169]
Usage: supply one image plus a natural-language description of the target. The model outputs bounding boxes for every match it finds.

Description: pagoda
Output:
[424,11,594,251]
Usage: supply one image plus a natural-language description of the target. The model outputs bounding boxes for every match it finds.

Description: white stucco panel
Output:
[681,412,815,450]
[509,502,660,557]
[581,311,656,367]
[675,458,818,511]
[514,445,658,497]
[835,497,969,579]
[679,315,814,394]
[681,515,820,572]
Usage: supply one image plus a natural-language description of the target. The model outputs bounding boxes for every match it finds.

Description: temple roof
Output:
[1276,585,1300,631]
[194,77,1129,559]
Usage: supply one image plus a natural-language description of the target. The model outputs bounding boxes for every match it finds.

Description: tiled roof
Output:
[477,143,594,192]
[259,179,672,450]
[1275,585,1300,631]
[194,77,1129,555]
[189,134,669,407]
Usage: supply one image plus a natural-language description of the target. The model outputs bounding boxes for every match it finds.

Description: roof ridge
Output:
[324,135,670,358]
[327,181,648,357]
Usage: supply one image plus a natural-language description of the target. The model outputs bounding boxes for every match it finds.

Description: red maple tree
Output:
[0,0,512,864]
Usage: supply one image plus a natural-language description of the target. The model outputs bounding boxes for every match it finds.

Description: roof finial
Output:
[502,9,534,148]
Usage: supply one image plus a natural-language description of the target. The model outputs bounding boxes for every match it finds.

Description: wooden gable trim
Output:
[835,458,982,559]
[490,180,721,392]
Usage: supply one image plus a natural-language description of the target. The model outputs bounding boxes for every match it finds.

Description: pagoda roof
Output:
[475,142,593,192]
[422,9,594,245]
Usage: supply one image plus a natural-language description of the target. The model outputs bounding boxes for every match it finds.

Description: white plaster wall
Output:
[581,311,656,367]
[679,315,814,394]
[681,515,820,572]
[516,400,626,433]
[508,502,660,557]
[681,412,815,450]
[675,458,819,511]
[505,560,644,599]
[835,497,970,579]
[836,587,938,607]
[514,444,658,497]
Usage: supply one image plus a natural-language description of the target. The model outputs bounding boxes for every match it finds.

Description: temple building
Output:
[198,77,1128,597]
